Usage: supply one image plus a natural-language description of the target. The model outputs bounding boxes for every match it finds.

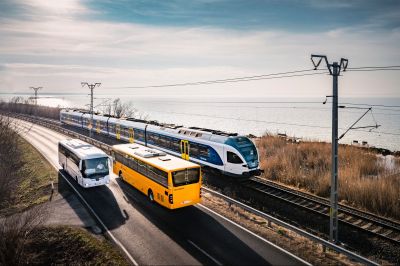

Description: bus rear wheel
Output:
[148,189,154,203]
[118,170,124,181]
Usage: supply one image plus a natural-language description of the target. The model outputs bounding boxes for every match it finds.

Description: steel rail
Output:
[244,177,400,244]
[202,187,379,266]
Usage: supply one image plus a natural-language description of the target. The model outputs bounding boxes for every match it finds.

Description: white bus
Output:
[58,139,110,188]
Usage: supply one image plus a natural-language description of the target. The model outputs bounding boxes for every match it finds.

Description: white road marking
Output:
[187,240,223,266]
[197,204,312,266]
[15,121,139,266]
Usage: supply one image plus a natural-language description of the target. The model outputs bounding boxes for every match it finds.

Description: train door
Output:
[223,146,245,175]
[180,140,190,160]
[116,124,121,140]
[96,120,100,133]
[88,118,93,131]
[129,128,134,143]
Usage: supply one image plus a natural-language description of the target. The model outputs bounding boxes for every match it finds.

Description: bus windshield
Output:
[82,157,109,179]
[172,168,200,187]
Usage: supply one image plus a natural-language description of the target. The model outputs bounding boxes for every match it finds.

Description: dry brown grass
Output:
[257,134,400,220]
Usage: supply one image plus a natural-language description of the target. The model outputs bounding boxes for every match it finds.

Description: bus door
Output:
[96,120,101,133]
[180,140,189,160]
[129,128,134,143]
[116,124,121,140]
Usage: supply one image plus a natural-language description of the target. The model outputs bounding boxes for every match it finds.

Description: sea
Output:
[1,93,399,152]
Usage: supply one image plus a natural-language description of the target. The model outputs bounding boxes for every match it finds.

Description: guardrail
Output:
[10,113,379,266]
[202,187,379,266]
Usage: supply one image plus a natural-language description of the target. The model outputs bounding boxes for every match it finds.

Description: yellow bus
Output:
[112,143,202,209]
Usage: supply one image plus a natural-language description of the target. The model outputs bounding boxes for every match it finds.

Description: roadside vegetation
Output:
[0,97,147,120]
[0,115,127,264]
[24,226,128,265]
[0,97,61,120]
[257,134,400,221]
[0,134,57,215]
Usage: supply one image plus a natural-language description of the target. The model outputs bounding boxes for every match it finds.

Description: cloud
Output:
[0,0,399,98]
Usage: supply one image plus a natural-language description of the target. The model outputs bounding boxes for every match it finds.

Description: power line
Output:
[103,71,329,89]
[346,68,400,72]
[340,102,400,108]
[144,109,400,136]
[347,65,400,70]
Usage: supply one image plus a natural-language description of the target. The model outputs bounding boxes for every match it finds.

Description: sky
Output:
[0,0,399,98]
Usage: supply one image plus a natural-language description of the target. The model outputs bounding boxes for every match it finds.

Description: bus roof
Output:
[112,143,199,171]
[59,139,108,160]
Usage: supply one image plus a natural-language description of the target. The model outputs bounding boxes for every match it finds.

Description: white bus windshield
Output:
[82,157,109,179]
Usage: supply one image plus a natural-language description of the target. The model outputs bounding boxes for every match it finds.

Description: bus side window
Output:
[128,156,138,171]
[137,159,147,176]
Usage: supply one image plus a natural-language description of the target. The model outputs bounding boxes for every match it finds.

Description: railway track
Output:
[9,112,400,245]
[242,176,400,244]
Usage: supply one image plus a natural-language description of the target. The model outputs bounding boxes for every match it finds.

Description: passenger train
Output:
[60,109,261,177]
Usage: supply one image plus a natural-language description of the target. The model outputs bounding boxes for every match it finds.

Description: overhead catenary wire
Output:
[143,109,400,136]
[347,65,400,70]
[103,70,329,89]
[99,65,400,90]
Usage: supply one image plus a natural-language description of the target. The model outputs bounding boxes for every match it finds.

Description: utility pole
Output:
[81,82,101,138]
[30,87,42,105]
[311,54,348,244]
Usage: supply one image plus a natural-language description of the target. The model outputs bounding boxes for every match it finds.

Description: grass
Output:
[24,226,128,265]
[0,135,57,215]
[257,134,400,220]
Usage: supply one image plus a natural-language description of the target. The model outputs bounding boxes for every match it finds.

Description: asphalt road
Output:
[14,118,309,266]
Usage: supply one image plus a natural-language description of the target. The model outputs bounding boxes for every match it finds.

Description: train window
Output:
[133,129,143,141]
[189,143,199,157]
[190,132,197,136]
[195,133,202,137]
[171,139,180,153]
[158,135,169,148]
[199,146,209,158]
[227,151,243,164]
[109,124,115,133]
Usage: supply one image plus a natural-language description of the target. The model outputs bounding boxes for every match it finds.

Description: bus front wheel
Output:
[148,189,154,203]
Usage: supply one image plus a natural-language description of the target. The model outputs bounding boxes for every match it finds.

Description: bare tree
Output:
[106,98,147,119]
